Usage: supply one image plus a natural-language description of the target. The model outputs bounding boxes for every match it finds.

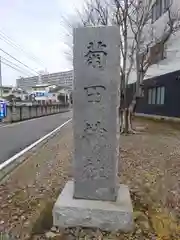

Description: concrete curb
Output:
[0,118,72,182]
[135,113,180,123]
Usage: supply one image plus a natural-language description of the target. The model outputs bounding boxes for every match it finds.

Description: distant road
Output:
[0,111,72,164]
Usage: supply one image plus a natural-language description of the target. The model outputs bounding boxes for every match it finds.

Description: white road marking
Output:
[0,118,72,171]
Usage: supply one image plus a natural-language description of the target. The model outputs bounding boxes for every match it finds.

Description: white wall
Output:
[128,0,180,83]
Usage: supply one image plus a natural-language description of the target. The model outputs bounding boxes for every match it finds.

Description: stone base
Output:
[52,181,134,232]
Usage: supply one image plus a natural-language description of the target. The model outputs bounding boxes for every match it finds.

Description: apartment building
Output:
[16,70,74,90]
[145,0,180,78]
[128,0,179,80]
[128,0,180,118]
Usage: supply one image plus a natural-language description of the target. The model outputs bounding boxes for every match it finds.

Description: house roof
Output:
[49,85,71,93]
[0,85,13,89]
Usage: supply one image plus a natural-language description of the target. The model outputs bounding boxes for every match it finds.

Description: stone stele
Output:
[53,26,134,232]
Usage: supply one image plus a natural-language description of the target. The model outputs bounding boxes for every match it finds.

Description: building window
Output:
[148,88,152,104]
[160,86,165,104]
[156,86,161,104]
[148,86,165,105]
[152,88,156,104]
[152,0,171,23]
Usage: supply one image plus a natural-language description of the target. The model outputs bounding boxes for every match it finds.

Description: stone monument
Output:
[53,26,133,231]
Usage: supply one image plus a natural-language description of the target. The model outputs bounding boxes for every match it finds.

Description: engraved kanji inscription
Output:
[84,121,107,135]
[84,41,107,69]
[82,158,107,180]
[84,85,106,103]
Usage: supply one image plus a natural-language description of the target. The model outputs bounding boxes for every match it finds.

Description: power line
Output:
[1,56,35,76]
[0,48,39,75]
[0,30,46,68]
[0,33,44,67]
[1,60,33,77]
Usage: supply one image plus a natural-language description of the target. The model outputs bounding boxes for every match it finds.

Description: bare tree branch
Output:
[61,0,180,132]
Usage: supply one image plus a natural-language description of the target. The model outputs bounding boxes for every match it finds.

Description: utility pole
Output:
[0,56,2,98]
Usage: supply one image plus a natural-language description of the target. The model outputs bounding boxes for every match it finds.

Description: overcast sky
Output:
[0,0,83,86]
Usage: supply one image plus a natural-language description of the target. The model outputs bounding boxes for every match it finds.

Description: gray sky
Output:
[0,0,82,86]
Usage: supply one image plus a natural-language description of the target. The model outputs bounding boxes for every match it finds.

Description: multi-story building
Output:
[128,0,180,82]
[128,0,180,118]
[16,70,74,90]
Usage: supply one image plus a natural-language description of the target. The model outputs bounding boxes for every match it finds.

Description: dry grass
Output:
[0,118,179,239]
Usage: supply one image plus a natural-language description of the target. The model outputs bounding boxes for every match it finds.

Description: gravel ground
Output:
[0,119,179,239]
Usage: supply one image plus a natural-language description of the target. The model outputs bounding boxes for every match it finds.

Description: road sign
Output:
[0,102,7,119]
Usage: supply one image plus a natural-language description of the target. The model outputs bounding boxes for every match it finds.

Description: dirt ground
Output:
[0,118,179,239]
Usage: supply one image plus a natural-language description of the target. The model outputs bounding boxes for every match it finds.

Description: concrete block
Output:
[53,181,133,232]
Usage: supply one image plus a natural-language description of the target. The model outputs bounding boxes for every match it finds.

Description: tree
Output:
[62,0,180,133]
[62,0,135,133]
[127,0,180,133]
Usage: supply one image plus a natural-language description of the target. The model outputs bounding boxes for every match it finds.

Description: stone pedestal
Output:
[53,181,133,231]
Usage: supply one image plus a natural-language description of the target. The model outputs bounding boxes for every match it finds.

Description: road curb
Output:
[0,118,72,182]
[135,113,180,123]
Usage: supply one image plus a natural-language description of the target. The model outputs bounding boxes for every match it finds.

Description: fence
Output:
[2,103,69,123]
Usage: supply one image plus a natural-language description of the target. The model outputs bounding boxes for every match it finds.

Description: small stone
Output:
[51,226,57,233]
[45,231,61,239]
[136,228,142,234]
[45,231,56,239]
[21,215,26,221]
[2,203,8,208]
[55,228,60,233]
[12,215,18,221]
[0,220,5,225]
[24,221,30,227]
[23,234,31,239]
[7,194,11,200]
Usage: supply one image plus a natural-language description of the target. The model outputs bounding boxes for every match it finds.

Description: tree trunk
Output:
[119,94,138,134]
[124,108,129,133]
[119,108,130,134]
[128,101,136,133]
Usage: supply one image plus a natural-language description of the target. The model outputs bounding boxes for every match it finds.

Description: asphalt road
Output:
[0,111,72,164]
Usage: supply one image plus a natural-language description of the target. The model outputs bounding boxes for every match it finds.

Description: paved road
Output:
[0,111,72,164]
